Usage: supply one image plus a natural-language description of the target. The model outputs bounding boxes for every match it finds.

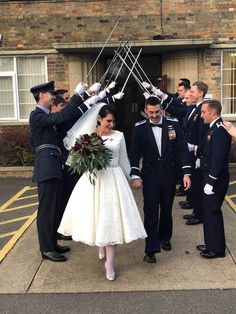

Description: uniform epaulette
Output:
[166,117,178,122]
[135,120,146,127]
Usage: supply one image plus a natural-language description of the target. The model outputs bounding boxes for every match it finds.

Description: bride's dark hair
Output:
[97,105,117,125]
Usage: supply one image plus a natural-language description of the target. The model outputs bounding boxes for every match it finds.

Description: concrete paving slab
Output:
[0,191,235,294]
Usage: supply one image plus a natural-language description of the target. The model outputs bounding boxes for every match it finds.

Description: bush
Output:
[0,126,34,166]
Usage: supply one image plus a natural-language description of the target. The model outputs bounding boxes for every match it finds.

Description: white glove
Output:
[143,92,150,99]
[74,82,86,95]
[142,81,151,89]
[113,92,124,100]
[195,158,200,169]
[152,86,163,97]
[107,81,116,90]
[84,95,100,107]
[98,90,106,99]
[188,143,194,152]
[204,184,214,195]
[89,82,101,94]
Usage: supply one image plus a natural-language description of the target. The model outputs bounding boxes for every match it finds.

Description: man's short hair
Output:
[178,81,191,90]
[145,96,162,107]
[202,99,222,116]
[53,95,66,106]
[180,78,190,86]
[55,89,68,96]
[192,81,208,97]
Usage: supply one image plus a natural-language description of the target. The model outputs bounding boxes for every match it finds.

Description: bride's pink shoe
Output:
[98,247,105,260]
[105,261,116,281]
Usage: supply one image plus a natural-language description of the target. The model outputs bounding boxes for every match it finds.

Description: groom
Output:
[129,96,191,263]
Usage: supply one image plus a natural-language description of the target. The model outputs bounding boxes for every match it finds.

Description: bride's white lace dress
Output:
[58,130,147,246]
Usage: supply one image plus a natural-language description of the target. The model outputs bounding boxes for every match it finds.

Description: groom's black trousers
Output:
[142,166,176,254]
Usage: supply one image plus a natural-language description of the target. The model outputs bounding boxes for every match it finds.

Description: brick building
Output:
[0,0,236,153]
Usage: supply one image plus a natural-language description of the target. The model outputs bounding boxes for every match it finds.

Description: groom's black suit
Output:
[129,117,191,254]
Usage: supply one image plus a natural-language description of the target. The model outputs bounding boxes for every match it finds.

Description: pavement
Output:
[0,178,236,313]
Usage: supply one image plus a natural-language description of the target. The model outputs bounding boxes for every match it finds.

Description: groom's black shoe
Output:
[41,251,67,262]
[161,240,172,251]
[56,244,70,254]
[200,249,225,259]
[57,233,72,241]
[143,254,156,263]
[196,244,206,252]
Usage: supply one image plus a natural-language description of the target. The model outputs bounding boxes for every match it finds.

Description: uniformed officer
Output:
[159,81,210,225]
[29,80,100,262]
[129,96,191,263]
[196,100,231,258]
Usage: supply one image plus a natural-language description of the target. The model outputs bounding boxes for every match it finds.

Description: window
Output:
[0,56,47,121]
[221,51,236,118]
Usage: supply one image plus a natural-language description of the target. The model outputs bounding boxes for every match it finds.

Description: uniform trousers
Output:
[202,172,229,254]
[58,164,80,224]
[142,165,176,254]
[37,178,62,252]
[190,168,203,220]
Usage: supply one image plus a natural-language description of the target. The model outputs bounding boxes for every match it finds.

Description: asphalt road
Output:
[1,290,236,314]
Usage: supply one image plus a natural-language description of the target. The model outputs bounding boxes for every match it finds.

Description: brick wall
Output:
[0,1,235,50]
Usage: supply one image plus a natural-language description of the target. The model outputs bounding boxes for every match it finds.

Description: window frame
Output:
[0,55,47,122]
[221,50,236,120]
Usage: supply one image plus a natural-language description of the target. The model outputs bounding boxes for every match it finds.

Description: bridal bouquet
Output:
[69,133,112,184]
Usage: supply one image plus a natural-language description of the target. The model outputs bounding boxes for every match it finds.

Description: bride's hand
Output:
[130,178,143,190]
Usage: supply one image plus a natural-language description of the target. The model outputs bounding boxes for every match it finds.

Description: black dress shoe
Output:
[57,233,72,241]
[143,254,156,263]
[183,213,194,220]
[161,240,172,251]
[179,200,188,206]
[186,217,202,225]
[196,244,206,251]
[200,249,225,259]
[41,251,67,262]
[180,202,193,209]
[56,244,70,253]
[175,190,186,197]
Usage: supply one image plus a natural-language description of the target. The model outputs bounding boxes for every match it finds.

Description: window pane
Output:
[222,52,236,115]
[17,57,46,119]
[0,76,15,118]
[0,58,14,71]
[17,57,45,74]
[222,98,236,115]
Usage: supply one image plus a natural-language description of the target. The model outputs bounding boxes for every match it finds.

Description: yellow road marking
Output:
[0,211,37,262]
[229,180,236,185]
[27,187,37,190]
[17,194,38,201]
[3,202,39,212]
[227,194,236,199]
[0,231,16,239]
[0,186,32,212]
[0,215,31,225]
[225,195,236,213]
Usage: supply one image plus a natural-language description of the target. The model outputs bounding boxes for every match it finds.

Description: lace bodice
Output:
[102,130,131,178]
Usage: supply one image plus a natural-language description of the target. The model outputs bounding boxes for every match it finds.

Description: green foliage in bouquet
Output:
[69,133,112,184]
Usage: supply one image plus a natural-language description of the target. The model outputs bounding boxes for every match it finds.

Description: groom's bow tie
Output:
[150,123,163,128]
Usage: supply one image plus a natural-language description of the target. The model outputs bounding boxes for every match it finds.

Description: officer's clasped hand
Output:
[204,184,214,195]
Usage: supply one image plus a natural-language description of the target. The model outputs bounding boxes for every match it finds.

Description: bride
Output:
[58,103,147,281]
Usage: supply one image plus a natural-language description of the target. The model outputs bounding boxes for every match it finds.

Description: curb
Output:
[0,166,33,178]
[0,164,236,178]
